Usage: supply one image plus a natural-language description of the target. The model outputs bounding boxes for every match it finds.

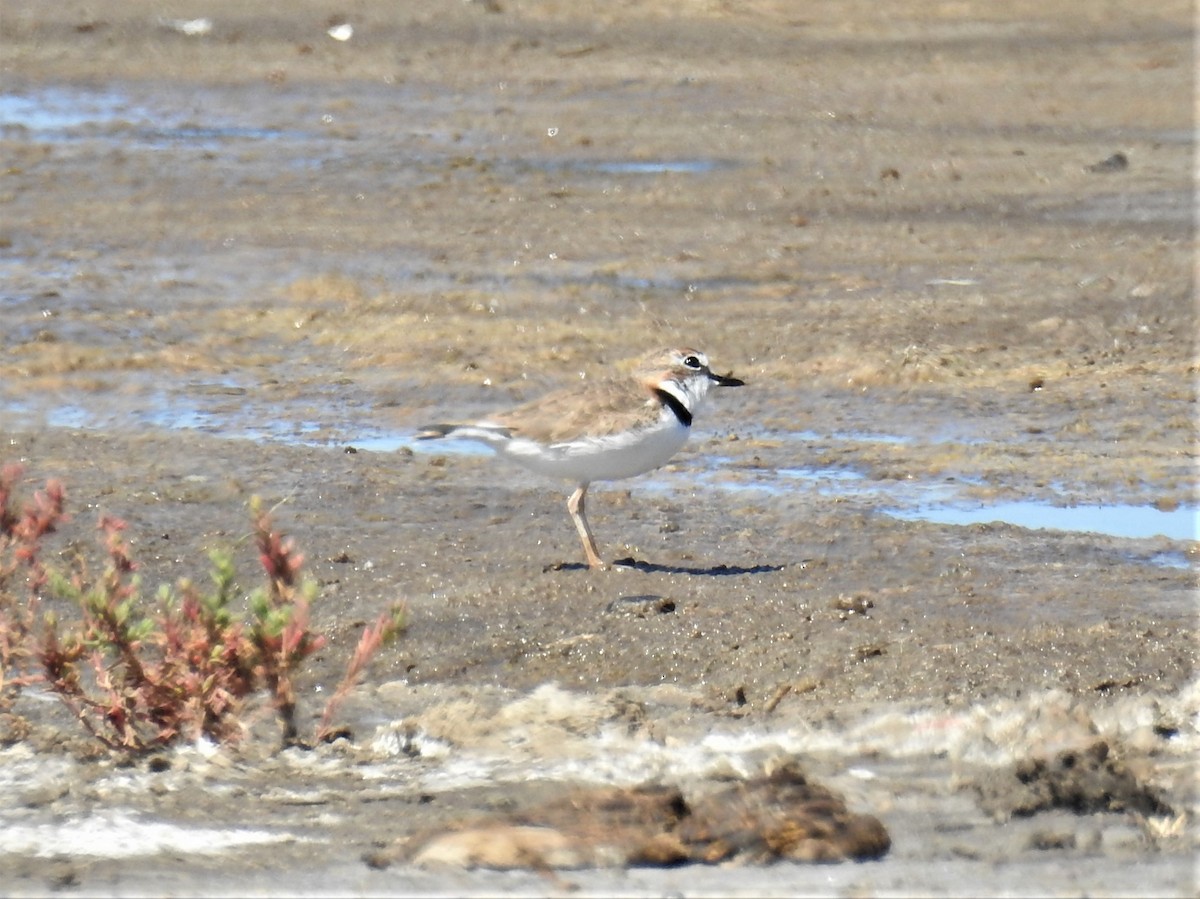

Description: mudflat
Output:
[0,1,1195,895]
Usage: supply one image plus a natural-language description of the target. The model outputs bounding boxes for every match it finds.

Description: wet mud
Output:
[0,0,1196,895]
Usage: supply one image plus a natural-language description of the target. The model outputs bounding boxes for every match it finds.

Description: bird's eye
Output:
[683,354,702,369]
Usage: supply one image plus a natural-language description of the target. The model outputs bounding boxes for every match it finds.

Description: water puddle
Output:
[892,499,1196,542]
[396,430,1194,547]
[1142,550,1195,571]
[753,425,975,448]
[586,159,727,175]
[705,466,1194,544]
[523,158,732,178]
[3,383,1193,551]
[0,87,297,146]
[1043,189,1192,228]
[1,391,333,447]
[7,386,1193,549]
[0,88,137,132]
[2,87,735,184]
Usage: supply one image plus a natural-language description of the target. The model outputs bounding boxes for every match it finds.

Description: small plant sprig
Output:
[1,468,406,754]
[316,603,408,743]
[0,464,67,698]
[39,515,262,750]
[243,497,406,745]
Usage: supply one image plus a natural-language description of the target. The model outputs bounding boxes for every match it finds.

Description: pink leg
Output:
[567,484,606,569]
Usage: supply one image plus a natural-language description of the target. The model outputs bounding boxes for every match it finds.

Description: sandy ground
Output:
[0,0,1196,895]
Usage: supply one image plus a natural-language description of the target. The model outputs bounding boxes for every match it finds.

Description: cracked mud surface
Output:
[0,0,1196,895]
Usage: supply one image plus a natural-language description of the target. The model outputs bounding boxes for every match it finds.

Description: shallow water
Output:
[891,499,1197,542]
[0,86,302,147]
[3,383,1193,548]
[1,3,1195,895]
[0,88,144,133]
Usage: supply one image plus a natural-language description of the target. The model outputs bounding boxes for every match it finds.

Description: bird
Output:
[417,346,745,569]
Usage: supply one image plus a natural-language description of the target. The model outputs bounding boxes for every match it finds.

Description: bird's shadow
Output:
[545,558,785,576]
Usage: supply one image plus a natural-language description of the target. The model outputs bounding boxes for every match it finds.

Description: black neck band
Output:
[653,388,692,427]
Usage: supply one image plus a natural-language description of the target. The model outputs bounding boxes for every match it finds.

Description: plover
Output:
[418,347,744,569]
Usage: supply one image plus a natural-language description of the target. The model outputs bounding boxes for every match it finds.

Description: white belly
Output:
[500,418,690,483]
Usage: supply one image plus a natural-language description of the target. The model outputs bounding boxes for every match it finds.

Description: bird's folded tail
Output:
[416,422,514,444]
[416,423,458,440]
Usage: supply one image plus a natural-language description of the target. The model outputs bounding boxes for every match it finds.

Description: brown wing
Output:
[488,376,658,444]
